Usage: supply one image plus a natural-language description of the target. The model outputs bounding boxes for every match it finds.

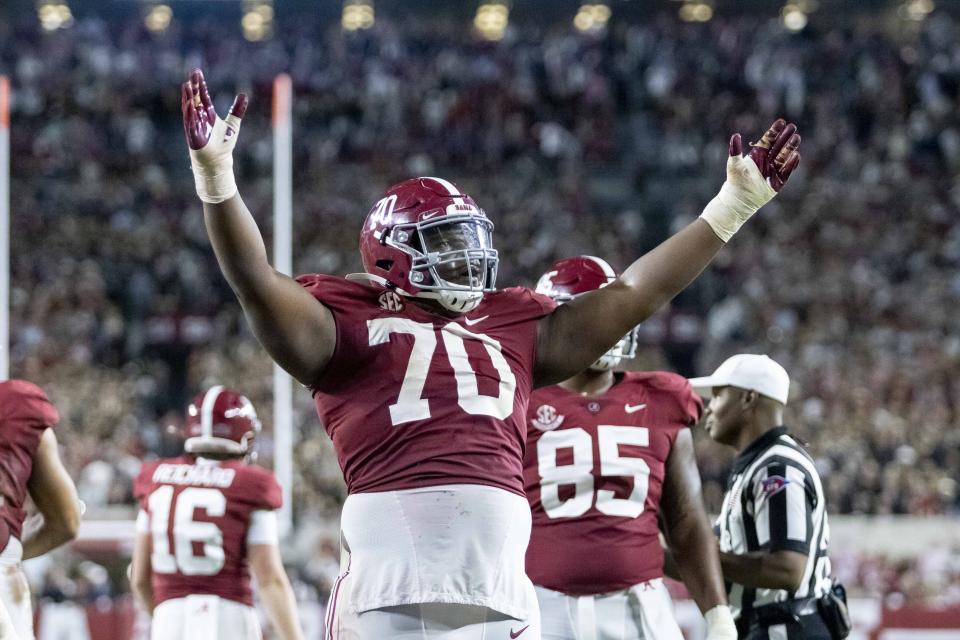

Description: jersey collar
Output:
[731,425,789,475]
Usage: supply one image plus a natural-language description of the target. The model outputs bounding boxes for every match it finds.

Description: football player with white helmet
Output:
[180,68,800,639]
[131,387,304,640]
[525,256,735,640]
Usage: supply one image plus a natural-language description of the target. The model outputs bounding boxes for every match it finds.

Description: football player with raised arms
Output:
[180,68,801,638]
[0,380,83,640]
[131,386,304,640]
[525,256,735,640]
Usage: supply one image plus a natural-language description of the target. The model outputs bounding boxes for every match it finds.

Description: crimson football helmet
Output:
[536,256,639,371]
[353,177,498,314]
[183,386,261,457]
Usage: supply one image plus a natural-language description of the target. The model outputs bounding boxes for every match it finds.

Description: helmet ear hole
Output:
[375,259,393,271]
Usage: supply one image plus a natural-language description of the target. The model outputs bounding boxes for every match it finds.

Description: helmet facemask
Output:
[590,326,640,371]
[386,212,498,313]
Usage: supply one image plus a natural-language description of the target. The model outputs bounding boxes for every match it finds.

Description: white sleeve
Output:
[246,510,279,546]
[135,509,150,534]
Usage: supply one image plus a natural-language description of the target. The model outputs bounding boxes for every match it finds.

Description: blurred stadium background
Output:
[0,0,959,637]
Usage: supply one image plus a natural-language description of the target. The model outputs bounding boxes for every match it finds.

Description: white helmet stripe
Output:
[423,176,464,205]
[200,385,225,438]
[582,255,617,282]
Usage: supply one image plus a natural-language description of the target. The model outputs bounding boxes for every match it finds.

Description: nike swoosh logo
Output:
[510,626,530,639]
[463,315,489,326]
[624,403,647,413]
[421,210,443,219]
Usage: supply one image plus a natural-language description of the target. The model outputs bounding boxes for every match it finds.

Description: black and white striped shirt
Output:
[715,426,833,620]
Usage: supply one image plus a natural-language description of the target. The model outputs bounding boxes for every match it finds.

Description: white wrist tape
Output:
[699,154,777,242]
[189,113,242,204]
[704,605,737,640]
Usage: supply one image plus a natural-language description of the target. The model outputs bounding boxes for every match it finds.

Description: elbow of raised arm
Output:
[58,514,81,544]
[65,517,81,541]
[52,504,82,543]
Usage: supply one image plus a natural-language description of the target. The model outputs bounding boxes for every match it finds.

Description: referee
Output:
[688,354,850,640]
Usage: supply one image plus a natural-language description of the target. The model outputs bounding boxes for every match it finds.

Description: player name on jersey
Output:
[151,463,236,488]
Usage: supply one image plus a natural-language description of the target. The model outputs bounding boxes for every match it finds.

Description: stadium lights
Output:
[474,2,509,41]
[573,3,612,33]
[36,1,73,31]
[242,0,273,41]
[782,4,808,31]
[342,0,375,32]
[781,0,818,31]
[144,4,173,34]
[678,1,713,23]
[900,0,934,21]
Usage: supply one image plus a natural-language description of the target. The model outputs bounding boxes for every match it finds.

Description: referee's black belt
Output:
[741,596,821,628]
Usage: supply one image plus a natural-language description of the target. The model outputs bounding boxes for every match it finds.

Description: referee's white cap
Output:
[689,354,790,405]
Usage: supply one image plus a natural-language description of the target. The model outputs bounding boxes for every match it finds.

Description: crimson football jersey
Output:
[133,456,282,607]
[524,371,703,595]
[0,380,59,554]
[297,274,555,496]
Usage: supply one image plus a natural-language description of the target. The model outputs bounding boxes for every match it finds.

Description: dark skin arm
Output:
[534,122,801,386]
[535,220,723,386]
[183,70,336,387]
[718,549,808,591]
[202,194,336,386]
[660,429,728,614]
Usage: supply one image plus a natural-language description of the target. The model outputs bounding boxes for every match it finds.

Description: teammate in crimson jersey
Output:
[181,67,801,638]
[130,387,304,640]
[524,257,736,640]
[0,380,82,640]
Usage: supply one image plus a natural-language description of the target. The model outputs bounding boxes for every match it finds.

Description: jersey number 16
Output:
[148,486,226,576]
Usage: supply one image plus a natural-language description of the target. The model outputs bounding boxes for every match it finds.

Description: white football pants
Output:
[328,602,541,640]
[151,595,261,640]
[537,579,684,640]
[0,564,31,640]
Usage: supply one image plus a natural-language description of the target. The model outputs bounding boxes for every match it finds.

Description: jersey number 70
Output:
[368,318,517,425]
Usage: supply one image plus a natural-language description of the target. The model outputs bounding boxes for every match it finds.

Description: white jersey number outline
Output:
[368,318,517,425]
[537,425,650,519]
[148,485,227,576]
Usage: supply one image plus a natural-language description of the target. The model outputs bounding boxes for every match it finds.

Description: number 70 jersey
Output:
[523,372,703,595]
[298,274,556,496]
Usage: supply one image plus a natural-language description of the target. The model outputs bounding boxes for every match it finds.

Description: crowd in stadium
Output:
[2,4,960,609]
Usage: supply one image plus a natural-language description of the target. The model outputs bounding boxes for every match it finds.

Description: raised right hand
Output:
[181,68,248,203]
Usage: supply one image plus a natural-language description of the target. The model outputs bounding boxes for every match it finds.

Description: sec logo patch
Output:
[531,404,564,432]
[378,291,405,312]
